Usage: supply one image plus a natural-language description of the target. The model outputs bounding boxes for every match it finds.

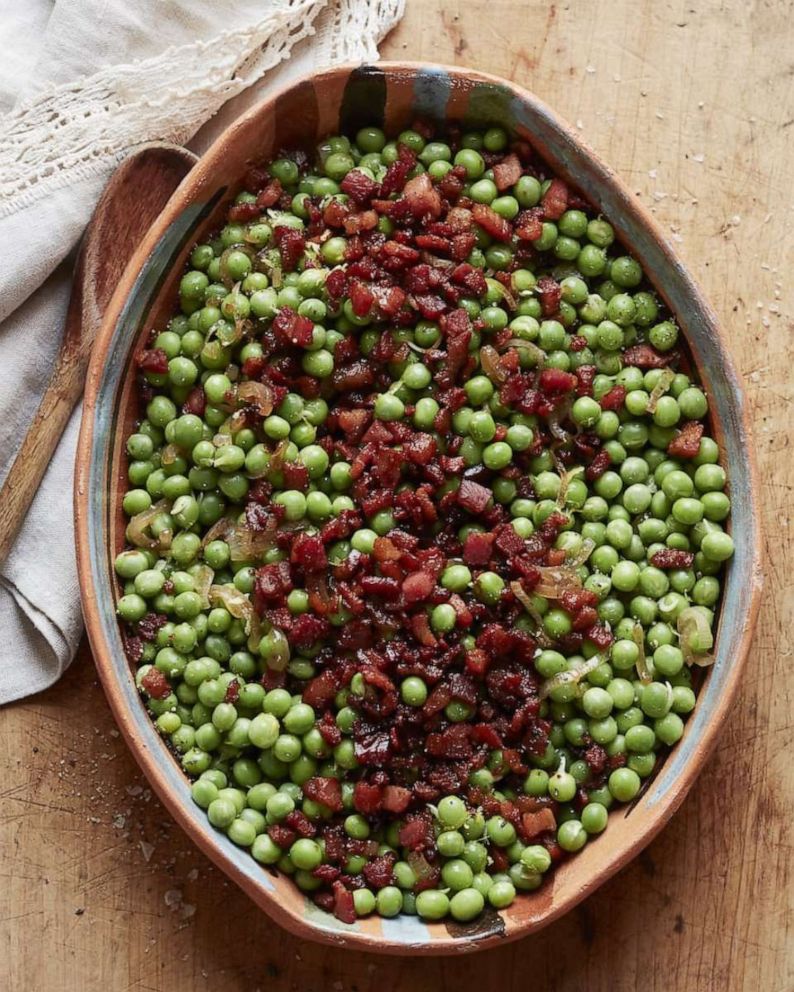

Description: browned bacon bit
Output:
[415,233,449,254]
[332,360,375,393]
[317,711,343,747]
[575,365,596,396]
[268,824,297,849]
[436,164,467,201]
[256,178,282,208]
[253,562,292,609]
[426,724,473,760]
[340,168,381,204]
[312,864,340,883]
[227,200,261,222]
[522,807,557,839]
[302,669,339,709]
[285,810,317,837]
[349,280,374,318]
[398,815,434,851]
[379,240,420,270]
[402,570,436,605]
[463,530,495,565]
[363,854,396,890]
[136,348,168,375]
[380,143,417,197]
[290,532,326,573]
[273,226,305,271]
[282,461,309,491]
[353,780,384,815]
[471,202,512,242]
[585,448,612,481]
[272,306,314,347]
[372,284,406,318]
[650,548,696,569]
[325,267,347,299]
[541,177,569,220]
[224,680,240,704]
[245,164,269,191]
[584,743,608,775]
[343,209,378,235]
[539,368,578,393]
[569,334,588,352]
[492,152,523,192]
[457,479,493,514]
[584,622,614,649]
[600,384,627,410]
[535,274,563,316]
[323,198,351,228]
[382,785,412,814]
[667,420,704,459]
[622,343,679,368]
[402,172,443,219]
[515,207,544,242]
[410,612,438,647]
[332,880,356,924]
[138,612,168,642]
[182,385,206,416]
[444,206,472,231]
[313,891,334,913]
[141,668,170,699]
[125,635,144,665]
[303,776,344,812]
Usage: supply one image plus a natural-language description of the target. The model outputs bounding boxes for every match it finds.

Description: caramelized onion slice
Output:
[200,515,278,562]
[646,368,676,414]
[209,584,252,620]
[547,396,573,442]
[237,380,275,417]
[480,345,508,385]
[567,537,596,568]
[510,581,553,647]
[192,565,215,608]
[557,466,584,509]
[127,499,170,550]
[677,607,715,666]
[533,565,582,600]
[633,622,652,683]
[505,338,546,366]
[539,653,605,699]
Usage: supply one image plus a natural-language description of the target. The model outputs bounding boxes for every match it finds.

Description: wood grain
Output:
[0,145,195,566]
[1,1,792,989]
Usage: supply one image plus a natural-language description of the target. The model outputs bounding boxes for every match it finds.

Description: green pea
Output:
[416,890,450,920]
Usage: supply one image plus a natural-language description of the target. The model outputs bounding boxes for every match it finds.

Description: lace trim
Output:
[323,0,404,62]
[0,0,405,217]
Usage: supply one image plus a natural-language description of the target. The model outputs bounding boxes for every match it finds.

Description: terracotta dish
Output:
[75,63,762,954]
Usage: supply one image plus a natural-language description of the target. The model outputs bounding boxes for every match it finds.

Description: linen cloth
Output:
[0,0,404,703]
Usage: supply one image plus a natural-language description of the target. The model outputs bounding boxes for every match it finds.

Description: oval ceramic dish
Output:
[75,63,762,954]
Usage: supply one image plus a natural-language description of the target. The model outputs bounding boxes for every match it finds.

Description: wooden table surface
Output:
[2,2,792,989]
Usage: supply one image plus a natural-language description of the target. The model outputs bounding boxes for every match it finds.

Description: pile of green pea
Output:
[114,122,734,923]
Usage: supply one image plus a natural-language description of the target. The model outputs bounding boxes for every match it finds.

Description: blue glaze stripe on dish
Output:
[380,912,432,944]
[411,66,452,123]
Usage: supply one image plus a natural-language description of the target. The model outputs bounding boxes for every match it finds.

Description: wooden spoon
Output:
[0,143,197,566]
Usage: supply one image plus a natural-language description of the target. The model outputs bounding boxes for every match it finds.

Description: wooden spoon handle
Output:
[0,143,196,567]
[0,348,86,564]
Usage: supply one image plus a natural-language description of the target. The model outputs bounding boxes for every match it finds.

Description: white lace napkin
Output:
[0,0,403,704]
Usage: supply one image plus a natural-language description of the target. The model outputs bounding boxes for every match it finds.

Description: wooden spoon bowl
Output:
[74,63,763,954]
[0,144,196,565]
